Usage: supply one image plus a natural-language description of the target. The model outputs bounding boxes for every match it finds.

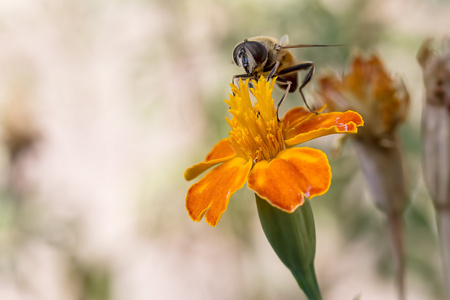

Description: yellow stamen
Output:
[225,78,285,163]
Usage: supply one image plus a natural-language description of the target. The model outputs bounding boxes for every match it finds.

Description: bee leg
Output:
[232,74,251,87]
[231,74,255,98]
[267,61,280,80]
[277,62,319,114]
[232,73,258,96]
[274,77,292,121]
[297,63,318,114]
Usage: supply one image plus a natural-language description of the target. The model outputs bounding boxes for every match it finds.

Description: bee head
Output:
[232,40,268,75]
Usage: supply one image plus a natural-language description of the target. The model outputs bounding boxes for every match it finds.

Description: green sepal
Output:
[256,194,322,300]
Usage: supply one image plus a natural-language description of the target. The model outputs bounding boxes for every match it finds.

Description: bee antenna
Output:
[280,44,345,49]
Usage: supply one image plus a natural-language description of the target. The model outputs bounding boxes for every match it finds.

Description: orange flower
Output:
[185,77,363,226]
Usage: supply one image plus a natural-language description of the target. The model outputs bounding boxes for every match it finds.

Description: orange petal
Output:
[205,138,235,161]
[276,147,331,199]
[184,139,236,181]
[285,110,364,147]
[283,106,326,129]
[247,147,331,212]
[186,157,252,226]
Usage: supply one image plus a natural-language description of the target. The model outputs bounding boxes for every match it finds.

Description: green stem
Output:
[292,263,322,300]
[387,213,405,300]
[436,206,450,298]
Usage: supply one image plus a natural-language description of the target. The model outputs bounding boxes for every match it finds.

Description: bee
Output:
[232,35,341,119]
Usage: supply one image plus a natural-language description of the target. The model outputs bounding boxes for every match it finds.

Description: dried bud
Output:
[418,38,450,298]
[317,53,409,213]
[417,39,450,208]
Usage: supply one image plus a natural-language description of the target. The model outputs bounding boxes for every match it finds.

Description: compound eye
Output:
[232,43,245,66]
[244,41,268,66]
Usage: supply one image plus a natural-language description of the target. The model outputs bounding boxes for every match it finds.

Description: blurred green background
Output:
[0,0,448,299]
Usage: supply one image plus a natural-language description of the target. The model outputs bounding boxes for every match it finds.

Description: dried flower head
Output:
[318,53,409,144]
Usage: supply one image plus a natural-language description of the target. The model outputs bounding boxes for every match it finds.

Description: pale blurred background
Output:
[0,0,449,299]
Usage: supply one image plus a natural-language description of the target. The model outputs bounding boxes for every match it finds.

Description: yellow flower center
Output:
[225,77,285,163]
